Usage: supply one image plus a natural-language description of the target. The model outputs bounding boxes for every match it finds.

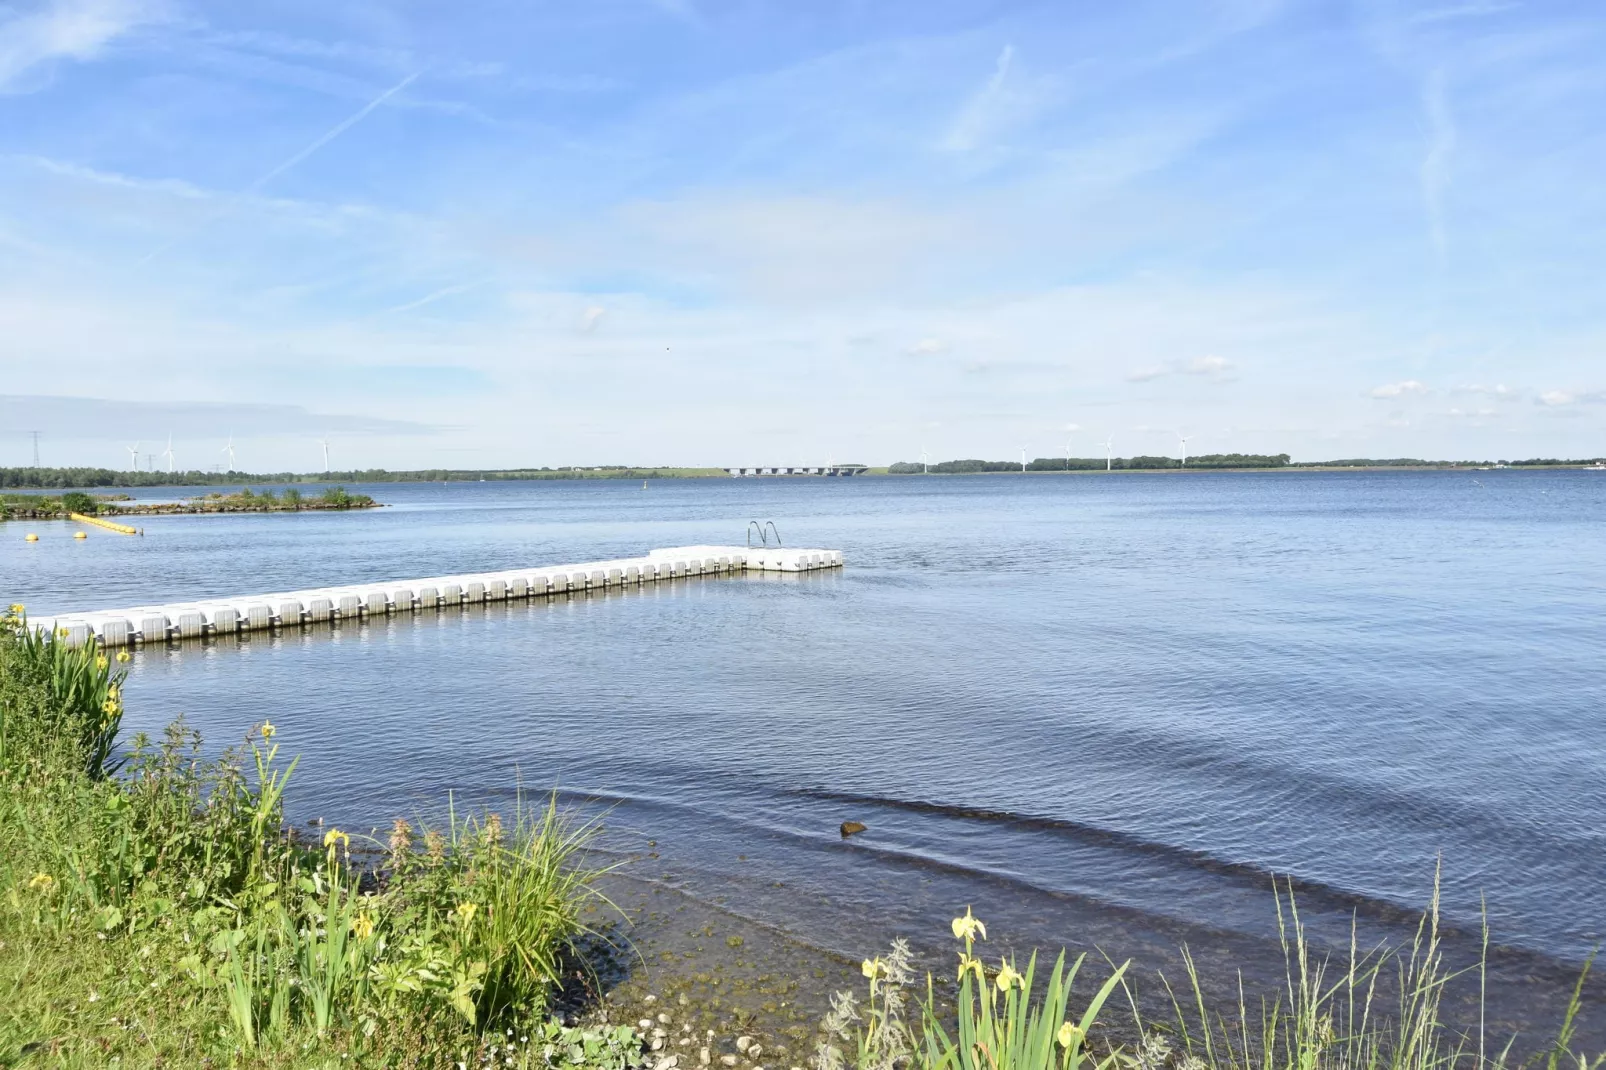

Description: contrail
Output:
[244,71,419,195]
[138,71,421,266]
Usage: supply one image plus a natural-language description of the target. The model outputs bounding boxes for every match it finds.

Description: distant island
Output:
[0,487,377,521]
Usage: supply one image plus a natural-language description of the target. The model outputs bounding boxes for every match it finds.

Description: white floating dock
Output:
[31,544,842,648]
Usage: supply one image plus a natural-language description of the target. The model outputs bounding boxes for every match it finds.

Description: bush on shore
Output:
[0,606,636,1068]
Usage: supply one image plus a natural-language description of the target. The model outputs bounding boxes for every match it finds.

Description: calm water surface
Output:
[5,471,1604,1029]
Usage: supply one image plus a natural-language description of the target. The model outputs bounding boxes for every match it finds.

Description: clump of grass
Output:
[818,894,1597,1070]
[1142,880,1601,1070]
[0,607,633,1066]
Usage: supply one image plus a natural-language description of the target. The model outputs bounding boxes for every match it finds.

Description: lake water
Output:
[5,471,1604,1036]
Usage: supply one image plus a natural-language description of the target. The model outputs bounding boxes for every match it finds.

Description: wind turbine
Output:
[126,441,140,472]
[221,434,236,472]
[919,446,929,474]
[163,434,175,474]
[319,437,330,474]
[1020,446,1027,473]
[1105,434,1114,472]
[1177,433,1189,470]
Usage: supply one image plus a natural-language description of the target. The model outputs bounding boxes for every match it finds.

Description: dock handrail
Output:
[746,520,784,548]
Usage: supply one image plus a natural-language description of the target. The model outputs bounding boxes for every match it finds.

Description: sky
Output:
[0,0,1603,471]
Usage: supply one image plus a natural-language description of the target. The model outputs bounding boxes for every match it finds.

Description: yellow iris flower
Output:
[323,828,349,850]
[995,962,1023,992]
[1057,1023,1083,1048]
[951,906,987,943]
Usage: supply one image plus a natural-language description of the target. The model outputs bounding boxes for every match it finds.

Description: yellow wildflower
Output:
[455,902,479,926]
[323,828,349,850]
[95,654,108,670]
[102,699,119,716]
[28,873,54,891]
[951,906,987,943]
[861,958,884,980]
[260,721,276,740]
[995,961,1023,992]
[1057,1023,1083,1049]
[8,604,23,615]
[351,913,376,940]
[115,651,131,663]
[957,953,985,983]
[57,627,70,638]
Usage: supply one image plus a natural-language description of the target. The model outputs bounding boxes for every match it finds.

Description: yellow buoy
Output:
[25,533,38,542]
[74,531,87,540]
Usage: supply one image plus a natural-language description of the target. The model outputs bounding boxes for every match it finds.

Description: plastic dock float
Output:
[30,545,843,648]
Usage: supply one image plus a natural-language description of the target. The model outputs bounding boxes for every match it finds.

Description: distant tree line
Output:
[890,454,1605,474]
[888,453,1291,473]
[0,466,725,489]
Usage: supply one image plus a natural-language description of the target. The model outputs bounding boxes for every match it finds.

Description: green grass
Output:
[0,607,636,1068]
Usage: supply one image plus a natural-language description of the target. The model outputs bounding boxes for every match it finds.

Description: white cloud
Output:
[1535,389,1606,407]
[0,0,155,92]
[906,337,946,355]
[1185,355,1233,376]
[1369,380,1429,398]
[1127,354,1235,382]
[581,306,607,333]
[1453,383,1511,396]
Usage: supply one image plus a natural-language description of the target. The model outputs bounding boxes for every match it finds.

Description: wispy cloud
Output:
[384,282,479,316]
[906,337,946,356]
[0,393,434,439]
[0,0,155,92]
[1370,380,1430,398]
[941,44,1052,156]
[1420,67,1456,262]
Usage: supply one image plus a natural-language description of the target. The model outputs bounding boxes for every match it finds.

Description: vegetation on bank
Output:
[1,467,727,489]
[819,900,1598,1070]
[0,486,377,521]
[0,609,635,1067]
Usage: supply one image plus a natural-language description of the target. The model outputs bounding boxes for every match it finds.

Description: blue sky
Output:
[1,0,1602,470]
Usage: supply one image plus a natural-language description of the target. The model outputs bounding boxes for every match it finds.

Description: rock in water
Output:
[840,820,867,838]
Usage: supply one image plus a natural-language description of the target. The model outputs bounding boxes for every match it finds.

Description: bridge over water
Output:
[724,465,869,477]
